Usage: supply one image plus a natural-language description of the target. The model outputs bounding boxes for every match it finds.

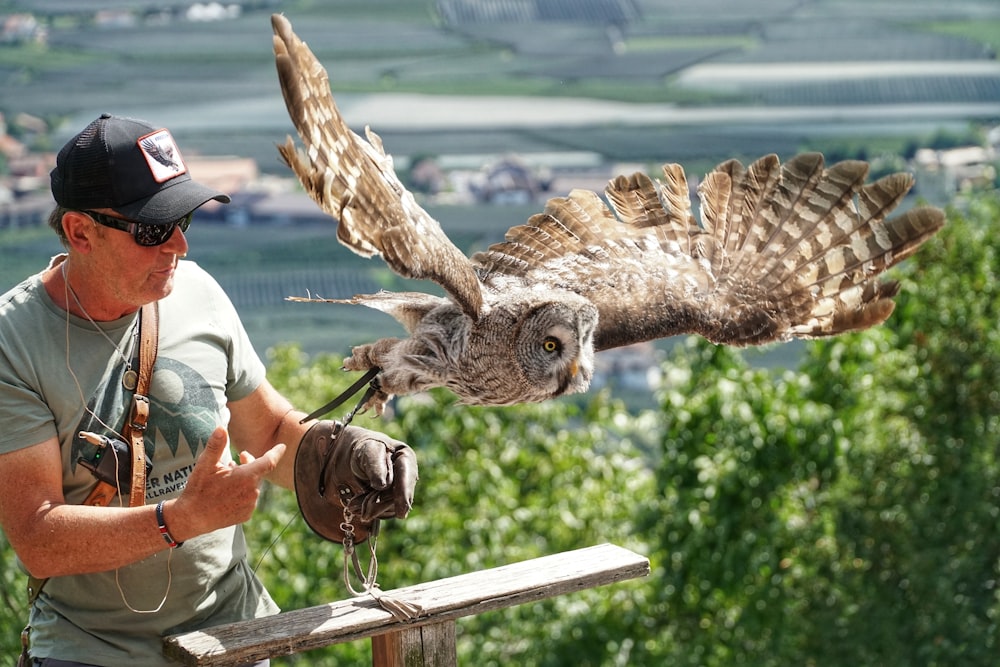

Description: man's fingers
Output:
[200,426,230,467]
[359,492,394,522]
[242,442,286,478]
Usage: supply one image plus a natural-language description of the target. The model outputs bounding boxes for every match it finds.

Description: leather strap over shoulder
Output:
[125,302,158,508]
[136,302,159,398]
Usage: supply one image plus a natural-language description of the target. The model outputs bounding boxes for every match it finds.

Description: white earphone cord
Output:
[62,257,173,613]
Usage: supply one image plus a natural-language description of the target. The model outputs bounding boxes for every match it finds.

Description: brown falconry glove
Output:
[294,420,418,543]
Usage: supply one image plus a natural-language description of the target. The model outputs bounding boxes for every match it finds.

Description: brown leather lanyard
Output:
[125,301,158,507]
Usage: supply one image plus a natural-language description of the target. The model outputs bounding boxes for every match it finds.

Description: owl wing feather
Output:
[288,291,451,334]
[271,14,483,320]
[473,153,944,351]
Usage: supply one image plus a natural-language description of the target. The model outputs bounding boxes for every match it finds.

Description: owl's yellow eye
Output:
[542,337,561,354]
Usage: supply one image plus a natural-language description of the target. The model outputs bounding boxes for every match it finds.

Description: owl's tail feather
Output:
[695,153,945,343]
[592,153,944,348]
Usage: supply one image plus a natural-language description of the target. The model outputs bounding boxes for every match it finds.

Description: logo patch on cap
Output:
[137,128,188,183]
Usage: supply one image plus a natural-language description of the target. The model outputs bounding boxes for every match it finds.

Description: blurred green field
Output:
[189,202,542,359]
[0,203,539,361]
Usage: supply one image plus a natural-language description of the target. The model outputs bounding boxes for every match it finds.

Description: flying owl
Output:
[271,14,945,416]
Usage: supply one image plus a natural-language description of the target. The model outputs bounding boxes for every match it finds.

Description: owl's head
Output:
[513,297,598,400]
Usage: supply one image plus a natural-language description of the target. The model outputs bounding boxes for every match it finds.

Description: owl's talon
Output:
[342,346,380,373]
[363,389,391,417]
[344,375,386,421]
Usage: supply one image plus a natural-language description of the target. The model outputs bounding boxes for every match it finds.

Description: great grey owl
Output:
[271,14,944,416]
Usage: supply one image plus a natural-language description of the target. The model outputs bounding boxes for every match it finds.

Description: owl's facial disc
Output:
[516,302,597,399]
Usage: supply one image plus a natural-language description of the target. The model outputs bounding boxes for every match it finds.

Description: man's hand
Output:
[294,420,418,543]
[170,427,286,541]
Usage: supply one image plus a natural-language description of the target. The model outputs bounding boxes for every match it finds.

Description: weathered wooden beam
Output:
[163,543,649,666]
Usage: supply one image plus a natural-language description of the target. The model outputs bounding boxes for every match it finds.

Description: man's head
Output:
[49,114,229,239]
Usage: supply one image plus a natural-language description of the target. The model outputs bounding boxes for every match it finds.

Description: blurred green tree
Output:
[625,190,1000,665]
[2,190,997,667]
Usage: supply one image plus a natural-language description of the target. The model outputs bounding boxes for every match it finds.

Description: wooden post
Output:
[163,543,649,666]
[371,621,457,667]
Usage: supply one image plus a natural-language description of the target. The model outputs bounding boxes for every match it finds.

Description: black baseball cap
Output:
[50,113,230,225]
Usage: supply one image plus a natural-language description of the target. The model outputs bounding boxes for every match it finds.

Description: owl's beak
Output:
[569,360,579,377]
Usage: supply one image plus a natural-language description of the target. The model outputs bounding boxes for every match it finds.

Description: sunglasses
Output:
[84,210,193,247]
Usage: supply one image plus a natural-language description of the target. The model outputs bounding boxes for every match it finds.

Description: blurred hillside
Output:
[0,0,998,171]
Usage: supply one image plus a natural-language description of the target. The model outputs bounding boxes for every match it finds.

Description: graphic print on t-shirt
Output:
[72,356,220,501]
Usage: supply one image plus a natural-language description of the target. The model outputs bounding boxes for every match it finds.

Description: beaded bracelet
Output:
[155,501,183,548]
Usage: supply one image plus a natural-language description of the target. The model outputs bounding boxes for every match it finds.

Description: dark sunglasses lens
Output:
[134,222,174,246]
[133,214,192,246]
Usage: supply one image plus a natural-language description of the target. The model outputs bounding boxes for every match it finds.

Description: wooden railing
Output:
[164,543,650,666]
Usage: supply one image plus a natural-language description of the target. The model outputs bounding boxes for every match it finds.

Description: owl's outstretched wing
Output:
[472,153,944,352]
[271,14,483,320]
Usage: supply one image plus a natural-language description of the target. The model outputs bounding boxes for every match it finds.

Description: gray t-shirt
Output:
[0,256,279,665]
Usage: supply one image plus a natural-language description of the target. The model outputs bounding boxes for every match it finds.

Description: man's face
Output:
[85,208,190,309]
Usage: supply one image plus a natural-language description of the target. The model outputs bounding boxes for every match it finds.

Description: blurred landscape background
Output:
[4,0,998,168]
[1,0,998,378]
[2,2,1000,666]
[0,0,1000,376]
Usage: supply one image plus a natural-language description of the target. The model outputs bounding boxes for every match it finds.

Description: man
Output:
[0,113,418,666]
